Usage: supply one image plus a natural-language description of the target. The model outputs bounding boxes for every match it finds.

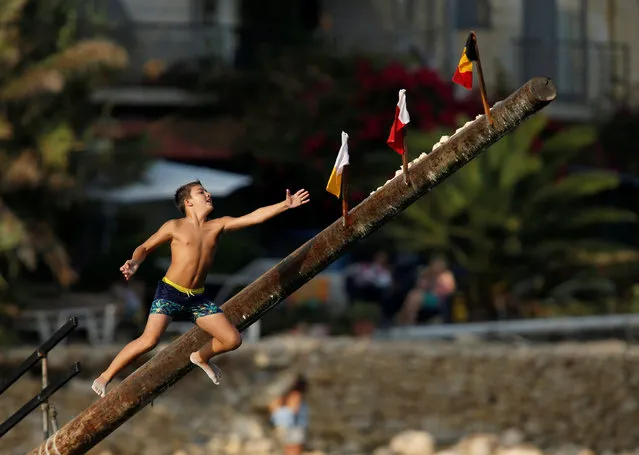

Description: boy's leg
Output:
[92,313,171,397]
[189,313,242,384]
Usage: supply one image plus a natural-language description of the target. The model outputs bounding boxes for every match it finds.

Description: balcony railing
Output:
[85,21,237,84]
[512,38,630,105]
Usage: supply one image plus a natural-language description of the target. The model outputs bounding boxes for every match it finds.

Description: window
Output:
[201,0,217,23]
[456,0,492,29]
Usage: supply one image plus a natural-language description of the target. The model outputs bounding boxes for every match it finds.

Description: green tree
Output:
[0,0,133,291]
[388,114,638,317]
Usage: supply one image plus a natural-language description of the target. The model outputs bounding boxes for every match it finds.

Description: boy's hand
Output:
[120,259,139,280]
[285,189,310,208]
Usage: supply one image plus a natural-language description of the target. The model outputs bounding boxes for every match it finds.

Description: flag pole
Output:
[402,129,410,185]
[341,165,350,227]
[471,31,494,125]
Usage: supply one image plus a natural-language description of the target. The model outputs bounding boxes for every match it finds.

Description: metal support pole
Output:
[50,404,59,433]
[41,355,49,440]
[0,363,81,438]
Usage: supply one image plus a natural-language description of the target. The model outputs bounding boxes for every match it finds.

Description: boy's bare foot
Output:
[92,375,110,397]
[190,352,223,385]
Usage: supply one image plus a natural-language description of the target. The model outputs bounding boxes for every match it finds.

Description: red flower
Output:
[531,137,544,153]
[303,132,327,157]
[355,58,378,90]
[360,114,387,141]
[418,112,436,131]
[379,61,413,89]
[413,100,433,116]
[438,108,458,127]
[413,68,441,87]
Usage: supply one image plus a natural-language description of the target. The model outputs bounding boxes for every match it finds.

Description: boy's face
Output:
[186,185,213,213]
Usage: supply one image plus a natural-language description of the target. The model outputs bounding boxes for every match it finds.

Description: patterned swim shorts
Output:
[149,277,223,322]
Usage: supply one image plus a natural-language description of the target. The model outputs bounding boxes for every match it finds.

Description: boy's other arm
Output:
[121,220,175,279]
[221,189,310,233]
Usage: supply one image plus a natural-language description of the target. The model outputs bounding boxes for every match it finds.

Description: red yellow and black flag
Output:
[452,31,493,125]
[452,32,478,90]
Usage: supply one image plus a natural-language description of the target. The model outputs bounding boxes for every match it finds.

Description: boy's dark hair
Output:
[174,180,202,214]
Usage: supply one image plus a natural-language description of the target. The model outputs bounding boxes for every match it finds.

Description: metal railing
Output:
[0,317,81,440]
[86,21,236,84]
[82,19,444,84]
[512,38,630,105]
[381,313,639,343]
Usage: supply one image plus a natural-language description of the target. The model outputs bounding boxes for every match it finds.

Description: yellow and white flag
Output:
[326,131,350,198]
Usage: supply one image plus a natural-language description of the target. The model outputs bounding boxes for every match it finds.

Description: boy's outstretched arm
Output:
[221,189,310,232]
[120,220,175,280]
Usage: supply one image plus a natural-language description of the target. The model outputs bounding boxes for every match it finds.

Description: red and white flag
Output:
[387,89,411,155]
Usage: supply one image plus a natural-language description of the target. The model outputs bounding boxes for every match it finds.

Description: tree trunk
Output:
[28,77,557,455]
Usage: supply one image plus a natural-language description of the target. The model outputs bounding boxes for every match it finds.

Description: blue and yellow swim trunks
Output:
[150,277,223,322]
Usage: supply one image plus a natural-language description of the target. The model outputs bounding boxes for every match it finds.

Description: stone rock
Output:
[435,449,459,455]
[340,440,364,454]
[243,437,276,455]
[229,415,266,440]
[496,445,544,455]
[184,444,206,455]
[500,429,525,447]
[373,446,394,455]
[553,444,587,455]
[206,435,228,453]
[457,433,499,455]
[389,430,435,455]
[224,434,243,454]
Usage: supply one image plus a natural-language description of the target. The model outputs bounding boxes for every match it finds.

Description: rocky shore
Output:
[1,336,637,454]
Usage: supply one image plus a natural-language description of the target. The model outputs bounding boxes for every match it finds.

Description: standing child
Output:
[269,375,309,455]
[92,181,310,397]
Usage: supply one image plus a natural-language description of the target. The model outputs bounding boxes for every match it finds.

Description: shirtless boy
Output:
[91,181,310,397]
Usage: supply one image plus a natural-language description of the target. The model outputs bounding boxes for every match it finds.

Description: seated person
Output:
[396,257,455,325]
[345,250,393,304]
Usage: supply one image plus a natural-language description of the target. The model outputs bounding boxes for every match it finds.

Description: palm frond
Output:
[0,0,26,24]
[530,171,621,206]
[511,113,547,155]
[1,68,64,100]
[1,40,128,101]
[406,129,448,155]
[401,203,445,230]
[0,28,20,70]
[27,222,77,287]
[498,151,543,190]
[485,131,513,169]
[428,182,470,219]
[448,226,495,249]
[562,207,638,229]
[535,125,597,182]
[0,115,12,139]
[1,150,42,189]
[533,238,633,259]
[542,125,597,155]
[447,157,483,202]
[0,199,27,251]
[569,249,639,267]
[40,39,128,74]
[37,122,76,170]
